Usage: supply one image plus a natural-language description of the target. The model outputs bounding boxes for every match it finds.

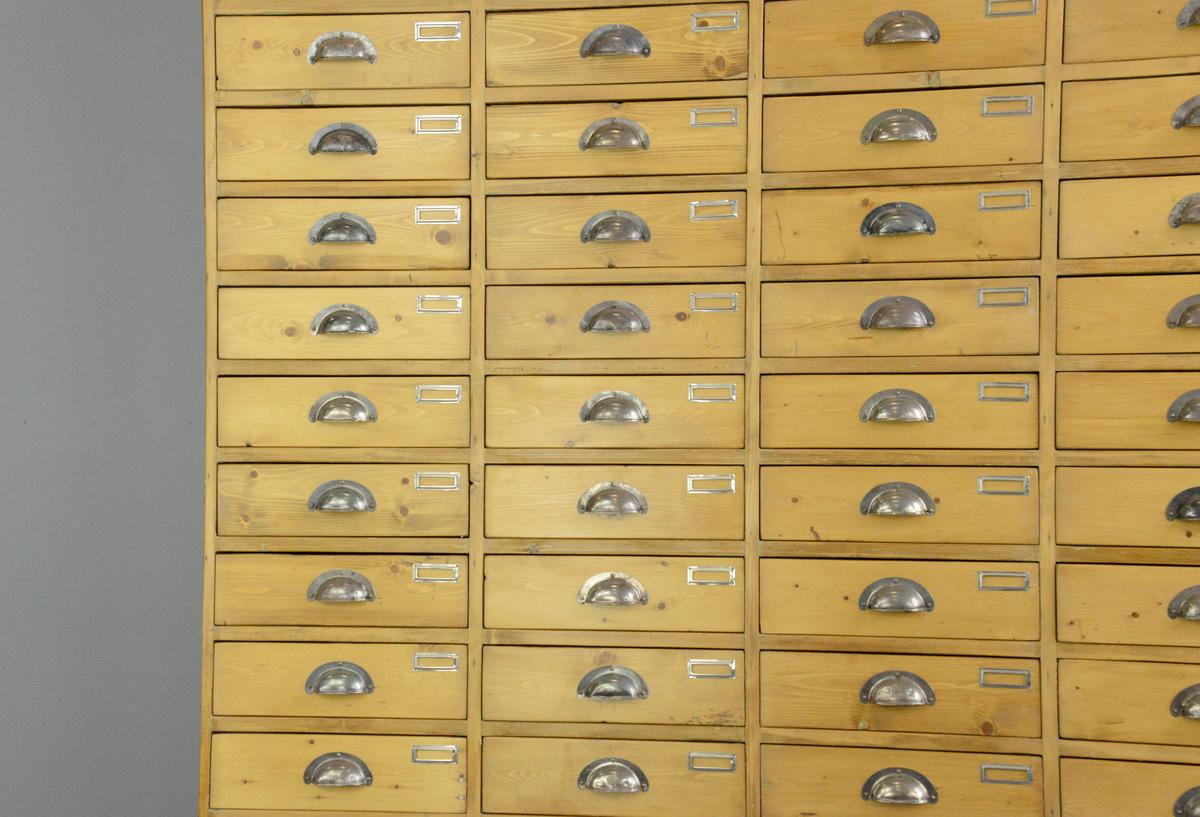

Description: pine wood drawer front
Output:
[216,198,469,270]
[217,463,468,537]
[1060,659,1200,746]
[1064,0,1200,64]
[218,376,470,448]
[1058,274,1200,354]
[764,0,1046,79]
[761,466,1039,544]
[215,14,470,90]
[487,284,745,359]
[210,733,466,812]
[486,375,745,449]
[217,107,470,181]
[1062,758,1200,817]
[488,193,746,269]
[1058,467,1200,547]
[483,555,744,632]
[1057,372,1200,450]
[485,4,749,87]
[482,646,744,725]
[488,98,747,178]
[762,745,1043,817]
[481,737,745,817]
[1058,564,1200,647]
[761,278,1039,358]
[218,287,470,360]
[762,184,1041,265]
[762,651,1041,736]
[214,554,467,627]
[1062,76,1200,162]
[485,465,744,539]
[760,559,1040,640]
[764,86,1044,173]
[761,374,1038,449]
[213,642,466,718]
[1060,176,1200,259]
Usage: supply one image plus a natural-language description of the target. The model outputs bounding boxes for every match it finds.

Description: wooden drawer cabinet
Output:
[1062,76,1200,162]
[1058,467,1200,547]
[1064,0,1200,64]
[1058,275,1200,355]
[1060,659,1200,746]
[1057,372,1200,449]
[1060,176,1200,259]
[1058,564,1200,647]
[1062,758,1200,817]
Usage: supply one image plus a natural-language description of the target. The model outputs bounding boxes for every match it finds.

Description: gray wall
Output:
[0,2,202,815]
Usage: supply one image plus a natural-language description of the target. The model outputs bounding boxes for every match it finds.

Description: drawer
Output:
[1062,758,1200,817]
[487,284,745,359]
[1060,658,1200,746]
[1064,0,1200,64]
[762,652,1041,737]
[762,278,1039,358]
[214,554,467,627]
[762,745,1042,817]
[1059,274,1200,355]
[764,0,1046,79]
[1063,76,1200,162]
[764,86,1044,172]
[215,14,470,90]
[761,466,1039,544]
[210,733,465,812]
[761,374,1038,449]
[217,377,470,448]
[760,559,1040,640]
[485,375,745,448]
[485,4,749,87]
[482,646,744,725]
[1057,372,1200,450]
[484,466,743,540]
[488,193,745,269]
[216,463,468,537]
[1061,176,1200,259]
[1058,564,1200,647]
[216,107,469,181]
[218,287,470,360]
[1058,467,1200,547]
[216,198,469,270]
[762,184,1041,265]
[213,642,466,718]
[483,556,743,632]
[488,98,747,178]
[482,737,744,817]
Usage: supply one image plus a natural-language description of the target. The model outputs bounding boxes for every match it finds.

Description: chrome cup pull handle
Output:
[580,391,650,424]
[1168,295,1200,329]
[307,569,376,603]
[308,480,376,513]
[859,577,935,613]
[860,295,936,329]
[864,10,941,45]
[860,482,936,516]
[311,304,379,336]
[860,389,936,423]
[1166,486,1200,521]
[862,109,938,144]
[303,752,373,787]
[577,572,649,605]
[1180,0,1200,28]
[1176,786,1200,817]
[581,210,651,243]
[308,212,377,244]
[580,300,651,333]
[1169,194,1200,228]
[579,117,650,151]
[309,391,378,424]
[1171,683,1200,718]
[580,24,651,58]
[862,768,939,805]
[1169,585,1200,620]
[861,202,937,237]
[1173,96,1200,129]
[305,661,375,696]
[309,123,379,155]
[860,670,936,706]
[1168,390,1200,423]
[308,31,378,64]
[577,757,650,793]
[577,666,650,701]
[577,482,649,516]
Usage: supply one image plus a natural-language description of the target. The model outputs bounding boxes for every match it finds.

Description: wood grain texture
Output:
[1063,0,1200,64]
[1057,274,1200,354]
[1060,176,1200,259]
[1057,467,1200,546]
[1058,564,1200,647]
[1059,658,1200,745]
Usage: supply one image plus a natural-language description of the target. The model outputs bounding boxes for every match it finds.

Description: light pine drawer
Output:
[215,14,470,90]
[488,98,746,178]
[1060,176,1200,259]
[1058,274,1200,355]
[216,198,469,270]
[1060,659,1200,746]
[216,463,468,537]
[218,287,470,360]
[485,4,749,87]
[762,652,1041,737]
[482,646,744,725]
[761,466,1039,544]
[487,193,746,269]
[214,554,467,627]
[760,559,1040,641]
[483,556,743,632]
[484,465,744,540]
[210,734,466,812]
[216,107,469,181]
[1062,758,1200,817]
[761,374,1038,449]
[1064,0,1200,64]
[482,737,745,817]
[487,284,745,359]
[1058,467,1200,547]
[217,377,469,448]
[762,278,1039,358]
[764,0,1046,79]
[485,375,744,449]
[762,184,1041,265]
[762,745,1042,817]
[213,642,466,718]
[1058,564,1200,647]
[1062,76,1200,162]
[1057,372,1200,450]
[764,86,1043,172]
